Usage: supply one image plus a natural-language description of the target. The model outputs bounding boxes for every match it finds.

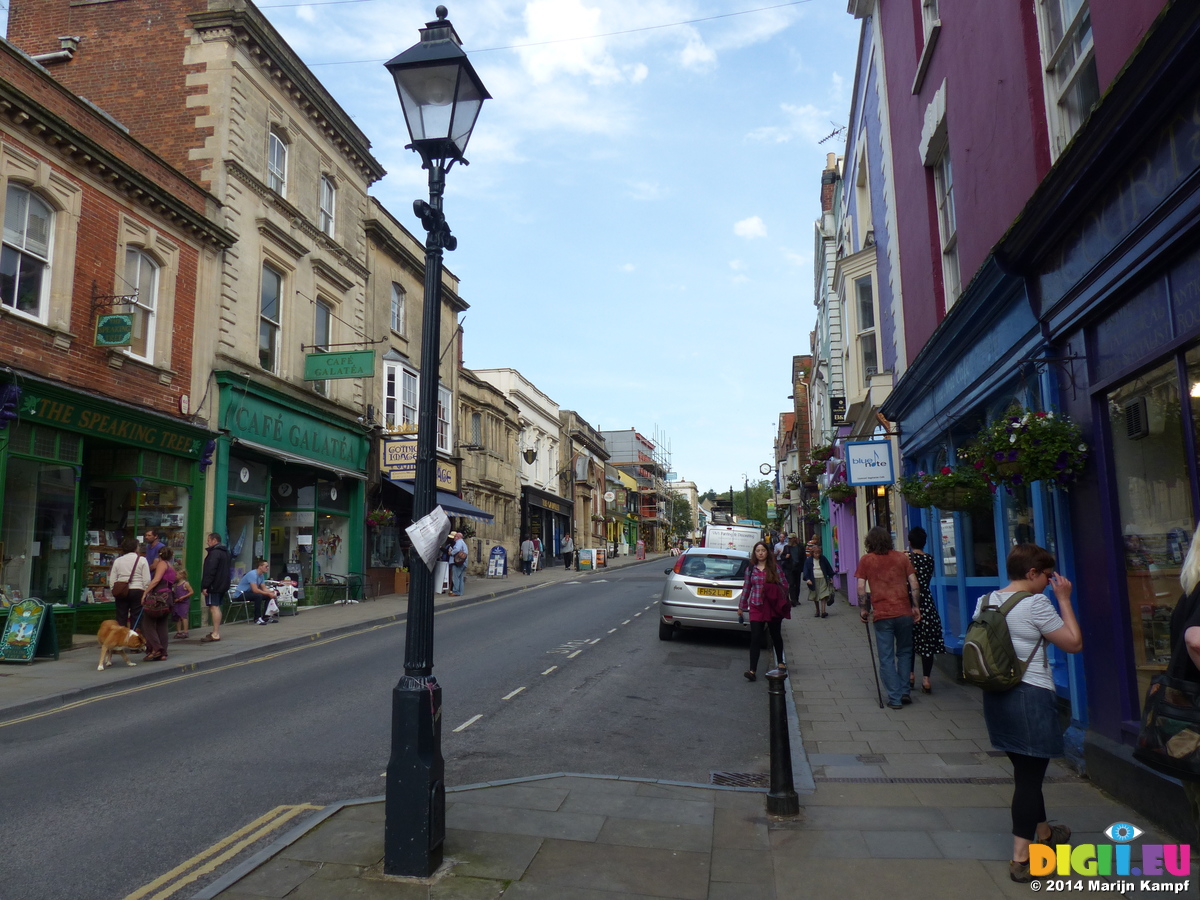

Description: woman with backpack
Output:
[975,543,1081,884]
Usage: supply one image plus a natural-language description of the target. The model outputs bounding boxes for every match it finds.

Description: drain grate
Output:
[711,772,769,788]
[855,754,887,764]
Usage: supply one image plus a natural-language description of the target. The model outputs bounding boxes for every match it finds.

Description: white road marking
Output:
[453,715,482,732]
[589,638,601,644]
[608,628,617,634]
[633,612,642,617]
[592,579,608,583]
[567,650,582,658]
[622,620,631,625]
[564,581,582,584]
[502,687,526,700]
[542,666,557,675]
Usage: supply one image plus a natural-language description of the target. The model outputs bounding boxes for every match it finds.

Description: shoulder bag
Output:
[111,553,139,600]
[1134,599,1200,780]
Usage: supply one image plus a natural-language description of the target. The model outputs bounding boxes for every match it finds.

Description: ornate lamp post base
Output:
[384,672,445,876]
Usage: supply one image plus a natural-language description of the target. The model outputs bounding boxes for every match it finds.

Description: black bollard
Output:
[765,668,799,816]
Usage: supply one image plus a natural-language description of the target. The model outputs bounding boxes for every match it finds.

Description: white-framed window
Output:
[921,0,940,38]
[318,175,336,237]
[390,282,405,335]
[437,384,452,453]
[123,248,159,362]
[402,368,418,427]
[855,275,878,385]
[312,299,332,396]
[268,130,288,196]
[932,146,961,307]
[1036,0,1100,158]
[1,184,52,321]
[259,263,282,373]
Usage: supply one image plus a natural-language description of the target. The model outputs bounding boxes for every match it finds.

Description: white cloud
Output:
[782,248,808,266]
[620,263,636,272]
[295,5,316,24]
[830,71,845,105]
[729,259,744,270]
[627,179,663,201]
[734,216,767,239]
[747,103,831,145]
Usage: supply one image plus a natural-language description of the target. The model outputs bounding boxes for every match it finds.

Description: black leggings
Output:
[749,620,784,674]
[910,653,934,677]
[1007,751,1050,840]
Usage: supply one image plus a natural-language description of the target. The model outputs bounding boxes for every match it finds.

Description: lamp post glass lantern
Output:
[382,6,488,879]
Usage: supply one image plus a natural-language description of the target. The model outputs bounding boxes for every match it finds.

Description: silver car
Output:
[659,548,751,640]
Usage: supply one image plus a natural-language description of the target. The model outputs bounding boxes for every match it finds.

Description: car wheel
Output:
[658,620,674,641]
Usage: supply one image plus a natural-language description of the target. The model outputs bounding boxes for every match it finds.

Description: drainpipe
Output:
[32,36,82,65]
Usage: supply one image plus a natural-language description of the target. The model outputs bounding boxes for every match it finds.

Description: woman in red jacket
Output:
[739,541,791,682]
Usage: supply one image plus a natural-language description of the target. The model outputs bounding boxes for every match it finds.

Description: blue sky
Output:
[18,0,863,494]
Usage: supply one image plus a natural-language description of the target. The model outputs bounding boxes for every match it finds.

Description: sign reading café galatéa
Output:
[222,388,368,472]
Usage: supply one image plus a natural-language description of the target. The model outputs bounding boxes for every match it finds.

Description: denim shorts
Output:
[982,681,1064,758]
[205,590,227,608]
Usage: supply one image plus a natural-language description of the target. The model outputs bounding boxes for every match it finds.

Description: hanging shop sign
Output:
[303,350,376,381]
[845,440,896,486]
[94,314,134,347]
[830,396,847,424]
[222,388,368,472]
[381,436,458,492]
[20,391,206,458]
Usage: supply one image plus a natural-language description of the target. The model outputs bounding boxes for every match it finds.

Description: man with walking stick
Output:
[855,527,922,710]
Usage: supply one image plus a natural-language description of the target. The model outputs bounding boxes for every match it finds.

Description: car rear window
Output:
[680,555,748,581]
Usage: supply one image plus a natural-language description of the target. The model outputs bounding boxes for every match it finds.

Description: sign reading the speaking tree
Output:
[95,314,134,347]
[303,350,376,381]
[845,440,895,486]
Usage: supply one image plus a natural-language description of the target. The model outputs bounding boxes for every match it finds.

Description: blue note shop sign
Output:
[845,441,895,486]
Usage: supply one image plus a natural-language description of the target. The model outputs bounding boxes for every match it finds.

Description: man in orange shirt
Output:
[855,526,922,709]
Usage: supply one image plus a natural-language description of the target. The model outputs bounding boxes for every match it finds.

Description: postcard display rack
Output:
[84,485,188,601]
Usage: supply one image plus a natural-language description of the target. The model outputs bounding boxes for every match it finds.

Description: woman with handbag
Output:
[738,541,790,682]
[974,543,1081,883]
[108,537,150,629]
[803,540,835,618]
[140,546,179,661]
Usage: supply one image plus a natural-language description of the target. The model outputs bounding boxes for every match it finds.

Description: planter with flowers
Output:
[786,471,804,491]
[898,473,933,509]
[825,482,857,504]
[912,466,992,512]
[961,405,1088,490]
[803,461,827,482]
[810,445,835,462]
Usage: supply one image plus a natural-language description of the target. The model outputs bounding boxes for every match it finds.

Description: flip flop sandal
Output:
[200,634,221,643]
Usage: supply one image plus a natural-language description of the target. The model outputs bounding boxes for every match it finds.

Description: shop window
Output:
[1,184,52,321]
[1108,358,1191,713]
[314,512,349,578]
[123,248,159,363]
[228,457,270,500]
[370,523,405,568]
[85,479,190,600]
[318,478,351,512]
[1,459,76,604]
[319,175,336,237]
[1036,0,1100,159]
[227,500,266,583]
[260,264,282,373]
[938,514,957,577]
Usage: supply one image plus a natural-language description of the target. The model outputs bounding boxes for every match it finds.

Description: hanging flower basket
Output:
[804,461,827,481]
[960,404,1088,490]
[365,508,396,529]
[785,471,804,490]
[919,466,992,511]
[810,445,835,462]
[825,483,856,504]
[898,474,933,509]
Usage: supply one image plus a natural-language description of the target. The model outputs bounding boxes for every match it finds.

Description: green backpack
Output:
[962,591,1044,691]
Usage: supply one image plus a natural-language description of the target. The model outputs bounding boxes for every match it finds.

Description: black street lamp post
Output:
[382,6,489,878]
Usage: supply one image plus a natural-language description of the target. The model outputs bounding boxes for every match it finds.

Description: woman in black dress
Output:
[907,526,945,693]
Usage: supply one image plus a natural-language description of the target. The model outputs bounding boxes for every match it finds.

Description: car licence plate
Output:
[696,587,732,598]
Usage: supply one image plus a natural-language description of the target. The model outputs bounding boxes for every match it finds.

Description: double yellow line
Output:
[122,803,323,900]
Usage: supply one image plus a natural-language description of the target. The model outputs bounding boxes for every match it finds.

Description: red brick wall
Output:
[7,0,212,187]
[0,130,200,420]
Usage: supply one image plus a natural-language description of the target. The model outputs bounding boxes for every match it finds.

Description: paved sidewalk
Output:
[0,552,664,721]
[190,591,1193,900]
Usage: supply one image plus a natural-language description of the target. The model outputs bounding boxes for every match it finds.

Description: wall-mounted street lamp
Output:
[382,6,489,878]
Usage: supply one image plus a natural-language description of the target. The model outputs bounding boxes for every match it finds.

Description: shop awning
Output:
[386,478,494,522]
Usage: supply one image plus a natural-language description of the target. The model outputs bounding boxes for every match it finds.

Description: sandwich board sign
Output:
[1,597,58,663]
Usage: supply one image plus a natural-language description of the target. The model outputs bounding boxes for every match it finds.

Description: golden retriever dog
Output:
[97,620,146,671]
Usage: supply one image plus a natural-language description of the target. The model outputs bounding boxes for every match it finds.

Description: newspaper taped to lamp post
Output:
[406,505,452,571]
